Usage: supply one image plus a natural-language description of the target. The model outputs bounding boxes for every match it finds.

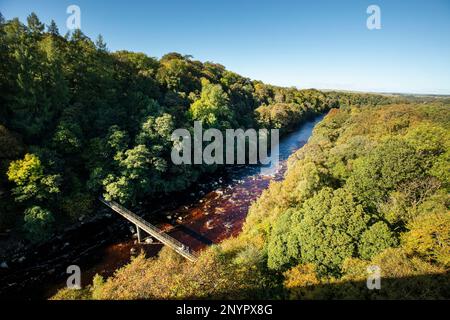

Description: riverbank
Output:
[0,115,324,300]
[54,102,449,300]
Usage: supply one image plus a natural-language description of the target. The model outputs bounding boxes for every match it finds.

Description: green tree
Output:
[295,188,369,275]
[358,221,398,260]
[7,153,61,202]
[346,138,427,212]
[47,20,59,35]
[53,121,83,154]
[189,79,233,128]
[267,209,301,270]
[107,125,129,152]
[23,206,55,242]
[95,34,107,51]
[26,12,44,35]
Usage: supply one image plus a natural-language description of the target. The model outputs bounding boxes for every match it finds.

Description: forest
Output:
[0,13,448,300]
[0,13,395,242]
[53,102,449,300]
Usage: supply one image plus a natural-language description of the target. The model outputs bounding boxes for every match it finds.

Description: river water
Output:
[0,115,324,299]
[78,115,324,288]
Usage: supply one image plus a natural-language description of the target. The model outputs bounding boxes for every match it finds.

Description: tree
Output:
[103,142,169,204]
[283,263,323,299]
[103,175,134,204]
[53,121,83,154]
[402,212,450,267]
[47,20,59,35]
[294,188,369,275]
[189,79,233,128]
[23,206,55,242]
[346,138,427,212]
[26,12,44,35]
[358,221,398,260]
[7,153,61,202]
[135,113,174,154]
[107,126,129,152]
[157,54,201,94]
[95,34,107,51]
[267,209,301,270]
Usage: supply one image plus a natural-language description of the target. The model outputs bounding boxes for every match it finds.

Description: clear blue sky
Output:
[1,0,450,94]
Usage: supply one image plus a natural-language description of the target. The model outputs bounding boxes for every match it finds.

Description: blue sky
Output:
[1,0,449,94]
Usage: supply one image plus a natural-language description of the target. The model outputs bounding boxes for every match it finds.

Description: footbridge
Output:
[99,197,198,262]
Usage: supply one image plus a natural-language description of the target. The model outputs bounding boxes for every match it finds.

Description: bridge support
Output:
[136,224,143,243]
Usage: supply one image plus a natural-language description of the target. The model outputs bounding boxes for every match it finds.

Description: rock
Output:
[0,261,8,269]
[206,220,214,229]
[215,207,225,214]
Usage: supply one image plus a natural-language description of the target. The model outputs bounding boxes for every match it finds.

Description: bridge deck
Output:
[100,198,198,262]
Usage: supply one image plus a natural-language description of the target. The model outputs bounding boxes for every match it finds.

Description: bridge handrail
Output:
[100,198,199,260]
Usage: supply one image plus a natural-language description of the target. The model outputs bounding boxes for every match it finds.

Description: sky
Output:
[1,0,450,95]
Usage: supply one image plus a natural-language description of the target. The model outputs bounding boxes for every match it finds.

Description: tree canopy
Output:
[1,12,368,237]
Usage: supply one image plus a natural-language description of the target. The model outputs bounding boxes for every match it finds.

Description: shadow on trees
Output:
[187,272,450,300]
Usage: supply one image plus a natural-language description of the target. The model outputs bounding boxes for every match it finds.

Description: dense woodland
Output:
[1,14,449,300]
[54,102,449,300]
[0,13,396,242]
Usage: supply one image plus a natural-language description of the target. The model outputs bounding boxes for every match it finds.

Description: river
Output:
[0,114,324,299]
[77,115,324,288]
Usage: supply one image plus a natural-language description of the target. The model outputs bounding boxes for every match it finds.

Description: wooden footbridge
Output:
[99,197,198,262]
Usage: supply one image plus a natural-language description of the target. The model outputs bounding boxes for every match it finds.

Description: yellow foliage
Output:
[402,211,450,267]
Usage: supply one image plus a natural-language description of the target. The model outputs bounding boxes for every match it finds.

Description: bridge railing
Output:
[100,197,199,261]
